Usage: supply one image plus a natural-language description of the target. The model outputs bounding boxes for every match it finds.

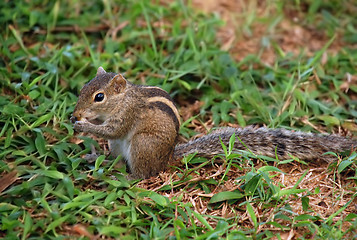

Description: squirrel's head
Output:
[71,67,127,125]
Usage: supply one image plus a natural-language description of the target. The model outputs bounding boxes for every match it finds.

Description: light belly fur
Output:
[109,133,133,168]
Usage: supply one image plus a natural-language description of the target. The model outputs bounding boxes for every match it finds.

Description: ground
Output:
[1,0,357,239]
[139,0,357,238]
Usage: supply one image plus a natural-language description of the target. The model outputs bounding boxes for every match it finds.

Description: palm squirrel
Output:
[71,67,357,179]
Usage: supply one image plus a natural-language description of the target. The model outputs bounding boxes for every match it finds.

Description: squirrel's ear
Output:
[109,74,127,93]
[97,66,106,76]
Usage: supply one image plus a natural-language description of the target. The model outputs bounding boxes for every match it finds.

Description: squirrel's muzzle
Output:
[70,115,82,123]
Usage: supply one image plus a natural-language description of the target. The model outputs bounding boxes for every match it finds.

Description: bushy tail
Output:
[173,127,357,162]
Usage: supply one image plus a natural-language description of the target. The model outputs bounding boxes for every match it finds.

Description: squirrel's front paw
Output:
[73,119,89,132]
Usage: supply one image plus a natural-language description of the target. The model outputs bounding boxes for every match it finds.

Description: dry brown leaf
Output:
[72,224,96,239]
[340,72,357,93]
[0,170,18,194]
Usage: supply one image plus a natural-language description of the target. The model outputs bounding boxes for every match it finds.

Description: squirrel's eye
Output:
[94,93,105,102]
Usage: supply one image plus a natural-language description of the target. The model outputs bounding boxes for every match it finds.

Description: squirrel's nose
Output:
[70,115,77,124]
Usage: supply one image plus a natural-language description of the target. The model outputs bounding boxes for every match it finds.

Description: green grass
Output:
[1,0,357,239]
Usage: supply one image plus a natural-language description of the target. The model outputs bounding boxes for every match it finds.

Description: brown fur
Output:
[72,67,179,179]
[72,67,357,179]
[173,127,357,161]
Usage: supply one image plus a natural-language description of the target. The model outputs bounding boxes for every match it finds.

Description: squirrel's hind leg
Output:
[128,133,175,179]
